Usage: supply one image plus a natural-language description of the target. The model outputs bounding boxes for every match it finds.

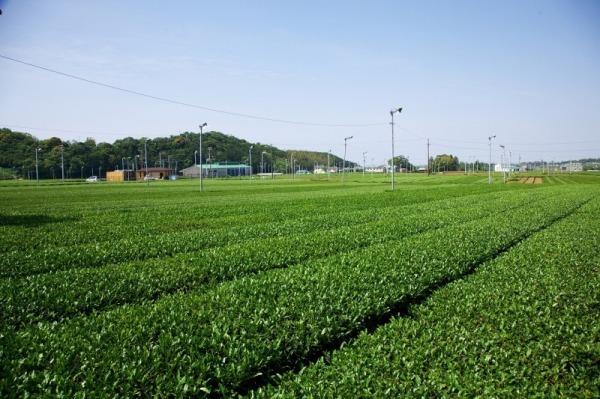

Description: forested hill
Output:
[0,128,352,179]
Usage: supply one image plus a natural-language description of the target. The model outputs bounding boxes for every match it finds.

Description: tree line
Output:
[0,128,352,179]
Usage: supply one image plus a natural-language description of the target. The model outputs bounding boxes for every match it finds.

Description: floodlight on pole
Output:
[342,136,353,184]
[487,135,496,184]
[390,107,402,191]
[199,123,207,191]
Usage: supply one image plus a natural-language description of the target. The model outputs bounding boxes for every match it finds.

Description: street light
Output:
[362,151,368,177]
[390,107,402,190]
[342,136,353,184]
[35,147,42,184]
[199,123,207,191]
[488,135,496,184]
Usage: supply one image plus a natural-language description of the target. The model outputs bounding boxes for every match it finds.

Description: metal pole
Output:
[249,146,253,180]
[427,138,430,176]
[362,151,367,177]
[60,145,65,181]
[342,136,353,184]
[488,135,495,184]
[389,107,402,190]
[261,151,265,174]
[144,140,148,186]
[199,123,207,191]
[327,150,331,181]
[35,148,40,184]
[391,112,395,190]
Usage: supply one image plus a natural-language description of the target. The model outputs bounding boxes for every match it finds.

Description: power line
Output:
[0,53,385,128]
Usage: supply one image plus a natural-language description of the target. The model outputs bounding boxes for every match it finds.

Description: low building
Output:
[365,166,387,173]
[180,163,250,178]
[136,167,176,180]
[560,162,583,172]
[494,164,519,173]
[106,169,136,182]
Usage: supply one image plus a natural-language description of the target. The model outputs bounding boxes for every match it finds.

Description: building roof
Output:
[192,163,249,169]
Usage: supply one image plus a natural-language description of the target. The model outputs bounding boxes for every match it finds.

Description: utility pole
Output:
[390,107,402,190]
[508,150,512,178]
[488,135,496,184]
[342,136,353,184]
[60,144,65,181]
[362,151,367,177]
[261,151,266,174]
[35,147,41,184]
[199,123,207,191]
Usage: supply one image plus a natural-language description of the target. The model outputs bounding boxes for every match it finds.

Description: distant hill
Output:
[0,128,352,179]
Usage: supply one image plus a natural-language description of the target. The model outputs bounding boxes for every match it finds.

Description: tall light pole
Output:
[499,144,507,183]
[508,150,512,178]
[35,147,41,184]
[249,145,253,180]
[60,144,65,181]
[342,136,353,184]
[144,139,148,186]
[327,149,331,181]
[488,135,496,184]
[199,123,207,191]
[261,151,266,174]
[362,151,368,177]
[390,107,402,190]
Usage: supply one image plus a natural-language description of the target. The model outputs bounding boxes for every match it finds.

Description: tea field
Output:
[0,173,598,397]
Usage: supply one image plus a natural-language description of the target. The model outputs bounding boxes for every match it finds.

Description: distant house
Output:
[180,163,250,178]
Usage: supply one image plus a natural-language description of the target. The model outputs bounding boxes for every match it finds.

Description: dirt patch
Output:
[534,177,543,184]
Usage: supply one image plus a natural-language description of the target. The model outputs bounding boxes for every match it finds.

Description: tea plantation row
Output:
[0,190,590,397]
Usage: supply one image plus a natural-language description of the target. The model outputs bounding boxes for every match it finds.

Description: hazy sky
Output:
[1,0,599,164]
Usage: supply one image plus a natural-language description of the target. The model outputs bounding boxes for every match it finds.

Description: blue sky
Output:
[0,0,599,164]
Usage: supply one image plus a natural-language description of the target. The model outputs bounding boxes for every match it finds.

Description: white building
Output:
[494,163,519,173]
[560,162,583,172]
[365,166,387,173]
